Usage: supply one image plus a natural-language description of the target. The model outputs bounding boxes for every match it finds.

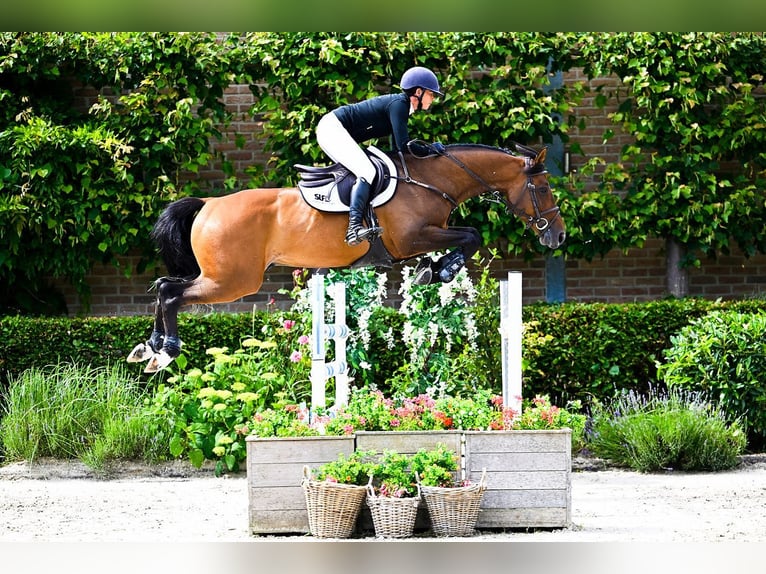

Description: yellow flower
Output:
[236,392,259,403]
[206,347,229,356]
[213,403,227,412]
[212,446,226,457]
[231,382,246,392]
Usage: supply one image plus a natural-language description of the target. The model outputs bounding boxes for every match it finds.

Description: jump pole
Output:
[499,271,523,415]
[310,272,350,410]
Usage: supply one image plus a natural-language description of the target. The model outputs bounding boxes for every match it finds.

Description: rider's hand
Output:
[407,141,432,157]
[431,142,446,154]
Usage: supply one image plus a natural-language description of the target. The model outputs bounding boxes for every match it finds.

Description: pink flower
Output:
[283,319,295,331]
[289,350,302,363]
[343,424,354,435]
[298,335,310,345]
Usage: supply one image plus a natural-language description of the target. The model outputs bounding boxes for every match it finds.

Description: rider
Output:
[316,66,443,246]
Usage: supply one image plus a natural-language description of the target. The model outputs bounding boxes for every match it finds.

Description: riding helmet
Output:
[400,66,443,96]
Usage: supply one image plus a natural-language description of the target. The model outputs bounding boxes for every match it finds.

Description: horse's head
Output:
[503,144,566,249]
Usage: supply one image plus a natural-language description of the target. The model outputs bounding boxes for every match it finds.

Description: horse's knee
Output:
[463,229,481,256]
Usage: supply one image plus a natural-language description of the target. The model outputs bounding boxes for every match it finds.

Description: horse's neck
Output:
[400,149,503,203]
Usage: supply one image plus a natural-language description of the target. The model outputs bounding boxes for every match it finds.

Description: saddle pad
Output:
[297,146,397,213]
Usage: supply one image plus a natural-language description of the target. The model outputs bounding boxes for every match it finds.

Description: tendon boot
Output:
[436,250,466,283]
[345,178,383,246]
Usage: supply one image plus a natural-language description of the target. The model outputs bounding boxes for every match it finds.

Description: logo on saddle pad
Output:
[295,146,397,213]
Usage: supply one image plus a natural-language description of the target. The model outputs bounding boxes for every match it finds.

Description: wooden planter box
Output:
[354,430,462,458]
[246,435,355,534]
[464,429,571,529]
[246,429,572,535]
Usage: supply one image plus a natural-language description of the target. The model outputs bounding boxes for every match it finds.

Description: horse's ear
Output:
[535,147,547,165]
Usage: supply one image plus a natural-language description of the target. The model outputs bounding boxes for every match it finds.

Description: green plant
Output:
[410,445,460,488]
[0,32,253,313]
[249,404,319,438]
[587,387,746,472]
[312,450,376,486]
[0,362,166,466]
[515,395,588,452]
[658,311,766,450]
[369,450,418,498]
[387,259,482,396]
[144,317,314,475]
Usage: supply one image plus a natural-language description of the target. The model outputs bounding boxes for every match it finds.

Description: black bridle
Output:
[397,145,561,233]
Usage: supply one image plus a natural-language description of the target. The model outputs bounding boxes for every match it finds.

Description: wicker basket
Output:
[418,468,487,537]
[301,466,367,538]
[366,484,421,539]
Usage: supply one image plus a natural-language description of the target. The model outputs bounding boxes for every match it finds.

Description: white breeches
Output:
[316,112,376,183]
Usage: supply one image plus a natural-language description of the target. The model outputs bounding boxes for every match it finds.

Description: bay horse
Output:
[128,142,565,373]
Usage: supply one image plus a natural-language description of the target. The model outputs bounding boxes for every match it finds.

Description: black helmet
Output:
[400,66,443,96]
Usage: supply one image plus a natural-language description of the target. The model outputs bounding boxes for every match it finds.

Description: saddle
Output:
[294,146,397,213]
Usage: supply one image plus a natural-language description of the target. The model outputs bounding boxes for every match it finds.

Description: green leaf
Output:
[189,448,205,468]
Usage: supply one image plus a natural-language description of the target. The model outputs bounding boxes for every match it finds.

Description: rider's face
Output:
[412,88,436,111]
[419,89,436,110]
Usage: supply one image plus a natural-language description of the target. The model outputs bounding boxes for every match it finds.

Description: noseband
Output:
[512,156,561,233]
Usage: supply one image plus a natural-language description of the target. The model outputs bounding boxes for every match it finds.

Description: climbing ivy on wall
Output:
[2,32,765,315]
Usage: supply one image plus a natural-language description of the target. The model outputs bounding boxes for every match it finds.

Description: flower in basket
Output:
[368,450,418,498]
[312,450,376,486]
[410,445,461,488]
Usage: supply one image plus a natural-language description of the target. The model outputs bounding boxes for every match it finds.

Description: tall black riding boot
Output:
[345,178,383,246]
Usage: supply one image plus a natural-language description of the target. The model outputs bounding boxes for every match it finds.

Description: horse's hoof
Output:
[144,350,176,373]
[413,258,434,286]
[127,343,153,363]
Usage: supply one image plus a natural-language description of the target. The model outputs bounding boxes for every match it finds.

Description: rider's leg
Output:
[317,113,383,244]
[346,178,382,245]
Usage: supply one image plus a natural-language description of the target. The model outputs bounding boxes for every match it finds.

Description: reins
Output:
[395,143,560,232]
[395,150,459,209]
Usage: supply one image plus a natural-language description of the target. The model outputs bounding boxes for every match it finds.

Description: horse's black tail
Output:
[150,196,205,279]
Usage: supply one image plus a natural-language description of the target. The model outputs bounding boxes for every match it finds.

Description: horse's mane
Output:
[443,142,546,174]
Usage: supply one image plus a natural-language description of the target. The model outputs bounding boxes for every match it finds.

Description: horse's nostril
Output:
[558,232,567,245]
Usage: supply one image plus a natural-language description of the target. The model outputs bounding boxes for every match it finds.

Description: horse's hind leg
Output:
[127,283,166,363]
[144,277,188,373]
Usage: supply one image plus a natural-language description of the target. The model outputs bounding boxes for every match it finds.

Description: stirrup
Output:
[345,225,382,246]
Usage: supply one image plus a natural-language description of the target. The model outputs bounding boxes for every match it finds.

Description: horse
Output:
[127,142,566,373]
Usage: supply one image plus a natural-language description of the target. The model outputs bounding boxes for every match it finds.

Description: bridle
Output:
[396,145,561,233]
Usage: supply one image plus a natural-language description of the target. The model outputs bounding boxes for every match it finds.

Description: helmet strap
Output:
[415,89,424,112]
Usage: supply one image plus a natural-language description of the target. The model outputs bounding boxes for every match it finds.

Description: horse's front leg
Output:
[126,284,166,363]
[412,226,481,285]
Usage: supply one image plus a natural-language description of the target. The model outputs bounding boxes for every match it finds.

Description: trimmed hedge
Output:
[3,298,765,403]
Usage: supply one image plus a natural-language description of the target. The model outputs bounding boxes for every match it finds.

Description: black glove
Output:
[406,141,432,157]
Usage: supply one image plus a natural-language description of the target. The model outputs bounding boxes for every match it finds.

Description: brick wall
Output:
[52,73,766,316]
